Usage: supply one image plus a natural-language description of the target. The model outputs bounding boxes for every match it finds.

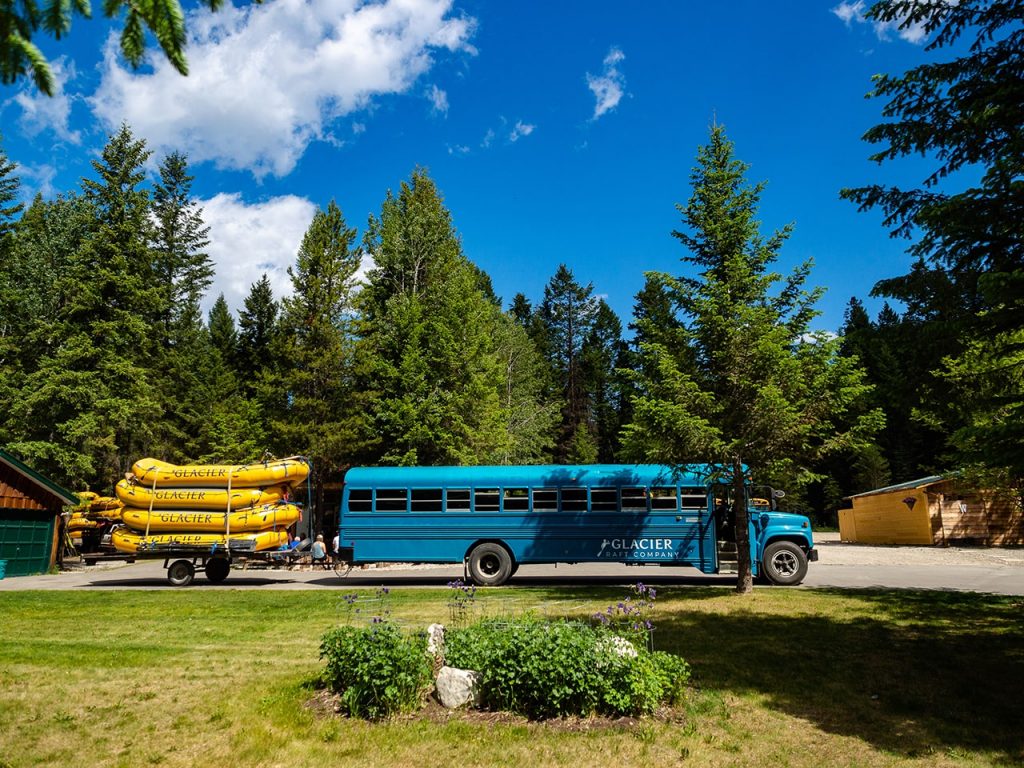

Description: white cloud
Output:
[831,1,927,44]
[8,58,81,145]
[481,127,495,148]
[428,84,449,116]
[447,143,470,155]
[91,0,476,179]
[16,163,59,200]
[586,46,627,120]
[508,120,534,143]
[200,192,318,313]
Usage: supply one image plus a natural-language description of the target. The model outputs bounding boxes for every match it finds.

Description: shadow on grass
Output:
[659,588,1024,764]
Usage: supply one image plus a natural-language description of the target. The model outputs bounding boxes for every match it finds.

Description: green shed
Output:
[0,448,79,577]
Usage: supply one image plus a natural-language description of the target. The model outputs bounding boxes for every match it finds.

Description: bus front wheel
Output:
[761,541,808,586]
[467,543,513,587]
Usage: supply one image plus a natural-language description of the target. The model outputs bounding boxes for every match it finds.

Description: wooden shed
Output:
[840,475,1024,546]
[0,448,79,576]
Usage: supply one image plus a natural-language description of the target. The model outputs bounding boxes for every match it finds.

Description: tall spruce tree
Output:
[581,299,628,462]
[538,265,599,463]
[622,125,881,593]
[8,125,162,487]
[236,274,279,383]
[271,201,362,533]
[207,294,238,364]
[842,0,1024,483]
[149,151,213,461]
[357,169,505,465]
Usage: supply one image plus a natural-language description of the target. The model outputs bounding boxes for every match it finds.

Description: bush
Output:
[320,622,432,720]
[445,618,690,718]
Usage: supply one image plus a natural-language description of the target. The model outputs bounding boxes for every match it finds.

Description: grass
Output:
[0,586,1021,768]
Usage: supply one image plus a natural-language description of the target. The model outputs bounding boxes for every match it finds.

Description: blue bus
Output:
[336,464,817,586]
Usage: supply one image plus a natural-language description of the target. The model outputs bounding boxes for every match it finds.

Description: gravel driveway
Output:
[814,531,1024,567]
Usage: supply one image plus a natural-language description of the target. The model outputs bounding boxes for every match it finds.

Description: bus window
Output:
[411,488,443,512]
[375,488,408,512]
[475,488,500,511]
[621,487,647,510]
[348,489,372,512]
[561,487,588,512]
[651,487,678,511]
[503,488,529,511]
[533,488,558,511]
[681,488,708,509]
[590,487,618,511]
[446,489,471,511]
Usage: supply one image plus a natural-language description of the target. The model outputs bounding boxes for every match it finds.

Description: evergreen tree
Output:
[622,125,881,593]
[149,151,214,461]
[208,294,238,365]
[236,274,279,381]
[538,265,599,462]
[8,125,162,487]
[581,299,628,462]
[357,169,505,465]
[272,200,362,532]
[843,0,1024,483]
[0,139,23,239]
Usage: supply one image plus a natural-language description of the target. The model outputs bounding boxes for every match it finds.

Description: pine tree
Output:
[622,125,881,593]
[236,274,279,382]
[581,299,628,462]
[9,125,162,487]
[843,0,1024,483]
[272,200,362,533]
[538,265,599,463]
[207,294,238,365]
[358,169,505,465]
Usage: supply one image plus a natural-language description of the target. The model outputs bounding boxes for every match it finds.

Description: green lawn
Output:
[0,586,1020,768]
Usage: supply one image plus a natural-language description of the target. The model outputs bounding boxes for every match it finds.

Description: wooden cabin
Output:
[840,476,1024,546]
[0,448,79,576]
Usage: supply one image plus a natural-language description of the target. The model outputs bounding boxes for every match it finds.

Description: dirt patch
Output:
[306,687,687,731]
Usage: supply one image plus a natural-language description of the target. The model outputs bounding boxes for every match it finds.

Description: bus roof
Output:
[343,464,715,489]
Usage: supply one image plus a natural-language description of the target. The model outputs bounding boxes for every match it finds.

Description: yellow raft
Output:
[116,480,287,511]
[120,502,301,533]
[67,514,102,532]
[130,457,310,489]
[112,527,288,554]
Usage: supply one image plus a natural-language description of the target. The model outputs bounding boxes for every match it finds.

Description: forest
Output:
[0,1,1020,529]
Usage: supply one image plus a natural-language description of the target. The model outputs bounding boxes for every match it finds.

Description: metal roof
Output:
[0,447,80,507]
[846,475,946,500]
[344,464,716,489]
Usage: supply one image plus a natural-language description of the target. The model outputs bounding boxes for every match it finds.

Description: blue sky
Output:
[1,0,944,333]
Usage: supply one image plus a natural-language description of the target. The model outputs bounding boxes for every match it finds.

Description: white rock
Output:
[435,666,481,709]
[426,623,445,656]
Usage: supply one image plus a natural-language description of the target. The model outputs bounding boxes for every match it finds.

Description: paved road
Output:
[3,535,1023,594]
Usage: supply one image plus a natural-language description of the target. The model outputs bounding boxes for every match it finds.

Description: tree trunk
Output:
[732,456,753,594]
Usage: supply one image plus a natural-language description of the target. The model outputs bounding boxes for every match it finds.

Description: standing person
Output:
[332,532,340,560]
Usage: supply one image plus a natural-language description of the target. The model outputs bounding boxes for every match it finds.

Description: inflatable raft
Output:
[112,527,289,554]
[120,502,301,533]
[130,457,310,489]
[116,480,286,511]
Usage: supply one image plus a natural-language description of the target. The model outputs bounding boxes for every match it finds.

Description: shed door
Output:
[0,509,55,576]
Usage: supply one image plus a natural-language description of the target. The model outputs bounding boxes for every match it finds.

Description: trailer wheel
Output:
[205,557,230,584]
[167,559,196,587]
[467,543,513,586]
[761,541,808,586]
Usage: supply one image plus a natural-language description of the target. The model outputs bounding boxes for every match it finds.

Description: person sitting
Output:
[311,534,328,568]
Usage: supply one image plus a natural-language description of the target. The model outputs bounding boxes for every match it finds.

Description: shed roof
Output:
[0,447,80,507]
[846,475,946,500]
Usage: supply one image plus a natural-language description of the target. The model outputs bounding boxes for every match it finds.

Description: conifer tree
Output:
[208,294,238,365]
[236,274,279,381]
[272,201,362,532]
[622,125,881,593]
[9,125,162,486]
[358,169,505,465]
[842,0,1024,483]
[538,265,599,463]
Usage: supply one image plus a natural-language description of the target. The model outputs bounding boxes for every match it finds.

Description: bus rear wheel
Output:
[761,541,808,586]
[467,543,513,587]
